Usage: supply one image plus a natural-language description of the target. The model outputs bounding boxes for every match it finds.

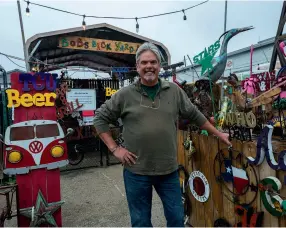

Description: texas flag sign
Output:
[221,159,249,194]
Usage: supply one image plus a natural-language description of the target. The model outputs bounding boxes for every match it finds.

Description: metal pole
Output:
[224,0,227,33]
[17,0,29,71]
[221,0,228,107]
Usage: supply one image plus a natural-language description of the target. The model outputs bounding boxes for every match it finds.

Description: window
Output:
[36,124,60,138]
[10,126,35,141]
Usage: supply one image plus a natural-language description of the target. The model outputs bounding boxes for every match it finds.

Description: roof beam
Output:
[43,60,110,72]
[46,53,127,68]
[35,49,131,66]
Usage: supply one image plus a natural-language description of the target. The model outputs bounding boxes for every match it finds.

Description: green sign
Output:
[193,40,220,76]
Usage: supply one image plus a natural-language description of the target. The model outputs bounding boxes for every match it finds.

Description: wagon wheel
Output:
[68,144,84,166]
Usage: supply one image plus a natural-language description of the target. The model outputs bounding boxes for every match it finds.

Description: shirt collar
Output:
[134,78,170,92]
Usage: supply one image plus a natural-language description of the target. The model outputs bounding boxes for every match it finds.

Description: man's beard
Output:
[142,72,157,83]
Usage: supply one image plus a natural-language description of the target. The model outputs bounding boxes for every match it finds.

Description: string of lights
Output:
[1,50,271,81]
[23,0,209,32]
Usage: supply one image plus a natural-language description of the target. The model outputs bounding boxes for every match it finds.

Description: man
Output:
[94,42,231,227]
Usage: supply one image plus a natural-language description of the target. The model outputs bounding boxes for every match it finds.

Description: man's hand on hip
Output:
[113,147,137,166]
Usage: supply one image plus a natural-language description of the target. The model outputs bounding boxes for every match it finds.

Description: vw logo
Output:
[29,141,43,154]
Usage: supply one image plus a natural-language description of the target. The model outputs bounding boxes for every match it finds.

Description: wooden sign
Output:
[7,72,65,226]
[225,111,256,128]
[59,36,141,55]
[247,79,286,108]
[6,73,58,108]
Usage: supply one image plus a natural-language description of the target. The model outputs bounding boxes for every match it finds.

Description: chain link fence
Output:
[60,127,122,172]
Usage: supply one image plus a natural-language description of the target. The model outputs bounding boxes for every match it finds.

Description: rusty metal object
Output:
[0,184,18,227]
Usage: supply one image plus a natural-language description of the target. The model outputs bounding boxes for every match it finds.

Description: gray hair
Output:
[136,42,161,65]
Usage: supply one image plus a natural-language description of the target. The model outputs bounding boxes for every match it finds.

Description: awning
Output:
[26,23,171,73]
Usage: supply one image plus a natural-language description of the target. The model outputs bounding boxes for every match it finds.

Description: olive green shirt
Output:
[93,79,207,175]
[141,82,160,101]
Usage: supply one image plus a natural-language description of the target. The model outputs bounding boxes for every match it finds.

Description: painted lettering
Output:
[193,40,221,64]
[115,42,120,51]
[105,87,118,96]
[214,40,220,51]
[225,112,256,128]
[101,42,106,49]
[228,125,252,141]
[92,40,96,48]
[208,45,214,55]
[77,38,83,47]
[97,42,100,50]
[106,43,111,51]
[61,38,69,47]
[19,73,57,92]
[6,89,56,108]
[84,42,89,49]
[33,93,45,107]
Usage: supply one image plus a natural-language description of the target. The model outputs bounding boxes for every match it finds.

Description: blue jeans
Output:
[123,169,184,227]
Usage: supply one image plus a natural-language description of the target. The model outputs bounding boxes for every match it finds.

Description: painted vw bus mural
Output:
[2,119,73,175]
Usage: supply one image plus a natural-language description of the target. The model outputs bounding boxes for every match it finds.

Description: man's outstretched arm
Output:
[177,86,232,147]
[200,120,232,146]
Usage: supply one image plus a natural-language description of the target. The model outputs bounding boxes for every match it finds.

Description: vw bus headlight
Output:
[51,146,64,158]
[8,151,22,163]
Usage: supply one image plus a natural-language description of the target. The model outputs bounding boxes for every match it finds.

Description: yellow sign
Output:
[105,88,118,97]
[6,89,56,108]
[59,36,141,55]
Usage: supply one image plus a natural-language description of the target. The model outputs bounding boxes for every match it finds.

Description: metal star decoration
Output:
[199,48,217,76]
[20,190,64,227]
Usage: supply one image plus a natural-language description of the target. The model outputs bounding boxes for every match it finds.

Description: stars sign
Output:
[198,48,217,76]
[20,190,64,227]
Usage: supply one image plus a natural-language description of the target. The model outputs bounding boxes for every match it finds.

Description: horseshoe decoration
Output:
[259,176,286,217]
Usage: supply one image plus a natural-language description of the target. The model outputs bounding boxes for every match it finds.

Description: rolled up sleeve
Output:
[178,87,207,127]
[94,91,122,134]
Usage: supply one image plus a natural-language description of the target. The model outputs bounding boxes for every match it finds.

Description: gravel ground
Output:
[3,164,166,227]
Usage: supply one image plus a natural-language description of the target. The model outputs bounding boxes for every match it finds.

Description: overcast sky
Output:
[0,0,284,73]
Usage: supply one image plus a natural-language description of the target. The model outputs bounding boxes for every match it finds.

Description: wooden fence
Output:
[177,130,286,227]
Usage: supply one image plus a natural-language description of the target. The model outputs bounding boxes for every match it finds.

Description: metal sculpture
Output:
[198,26,254,84]
[189,26,254,120]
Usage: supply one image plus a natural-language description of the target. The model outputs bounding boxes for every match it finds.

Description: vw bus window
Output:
[10,126,35,141]
[36,124,60,138]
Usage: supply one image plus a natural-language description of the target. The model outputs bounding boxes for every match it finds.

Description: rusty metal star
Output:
[20,190,64,227]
